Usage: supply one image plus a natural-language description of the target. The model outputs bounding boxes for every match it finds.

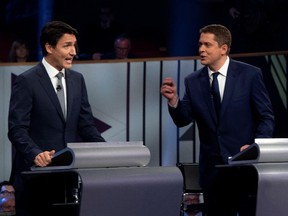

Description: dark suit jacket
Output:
[169,59,274,189]
[8,63,105,185]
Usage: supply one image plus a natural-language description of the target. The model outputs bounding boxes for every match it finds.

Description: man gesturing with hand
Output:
[161,24,274,215]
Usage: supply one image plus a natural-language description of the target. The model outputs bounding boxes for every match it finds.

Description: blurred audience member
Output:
[101,34,136,60]
[183,193,203,216]
[8,39,30,62]
[78,1,125,60]
[226,0,288,52]
[0,195,16,214]
[0,181,15,215]
[0,182,14,198]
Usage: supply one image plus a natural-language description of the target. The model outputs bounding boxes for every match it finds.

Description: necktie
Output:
[56,72,66,119]
[211,72,221,118]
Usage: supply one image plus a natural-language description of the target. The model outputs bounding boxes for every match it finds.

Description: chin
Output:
[64,64,73,69]
[200,60,207,65]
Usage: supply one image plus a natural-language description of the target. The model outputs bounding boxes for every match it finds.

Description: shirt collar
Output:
[208,57,230,78]
[42,58,65,78]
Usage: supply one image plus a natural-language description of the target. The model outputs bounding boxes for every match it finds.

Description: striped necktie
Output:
[56,72,66,119]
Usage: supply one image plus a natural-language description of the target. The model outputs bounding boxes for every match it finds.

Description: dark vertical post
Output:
[168,0,203,57]
[37,0,53,60]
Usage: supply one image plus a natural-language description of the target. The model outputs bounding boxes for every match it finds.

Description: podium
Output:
[22,142,183,216]
[218,138,288,216]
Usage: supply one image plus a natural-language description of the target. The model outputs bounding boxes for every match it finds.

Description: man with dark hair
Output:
[8,20,105,215]
[0,181,15,215]
[0,181,14,198]
[161,24,274,215]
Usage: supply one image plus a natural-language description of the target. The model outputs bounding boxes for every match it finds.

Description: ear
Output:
[221,44,228,55]
[45,43,53,54]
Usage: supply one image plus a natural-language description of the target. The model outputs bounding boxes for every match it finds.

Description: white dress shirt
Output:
[42,58,67,113]
[208,57,230,101]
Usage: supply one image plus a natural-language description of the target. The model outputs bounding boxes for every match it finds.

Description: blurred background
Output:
[1,0,288,62]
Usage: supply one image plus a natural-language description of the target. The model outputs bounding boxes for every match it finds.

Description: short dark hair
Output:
[200,24,232,54]
[0,181,11,188]
[40,21,78,56]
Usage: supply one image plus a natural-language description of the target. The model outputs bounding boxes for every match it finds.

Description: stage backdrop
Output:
[0,59,200,181]
[1,53,286,182]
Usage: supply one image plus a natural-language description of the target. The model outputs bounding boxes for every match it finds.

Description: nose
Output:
[199,45,206,54]
[70,46,77,56]
[199,44,203,51]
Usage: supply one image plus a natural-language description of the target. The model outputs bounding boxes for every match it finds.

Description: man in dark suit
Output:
[161,24,274,215]
[8,21,105,215]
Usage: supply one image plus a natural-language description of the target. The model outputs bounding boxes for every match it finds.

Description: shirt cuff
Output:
[168,98,179,108]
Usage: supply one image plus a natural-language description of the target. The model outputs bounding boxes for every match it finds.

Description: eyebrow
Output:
[63,41,76,45]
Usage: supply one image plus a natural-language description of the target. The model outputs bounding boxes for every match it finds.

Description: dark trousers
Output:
[203,167,256,216]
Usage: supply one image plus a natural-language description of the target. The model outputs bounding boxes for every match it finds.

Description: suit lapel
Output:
[220,60,237,120]
[65,69,74,122]
[199,68,218,124]
[37,64,66,121]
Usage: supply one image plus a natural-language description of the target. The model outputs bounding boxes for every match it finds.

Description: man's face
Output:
[115,39,130,59]
[0,196,15,212]
[198,33,227,70]
[45,33,77,71]
[0,185,14,197]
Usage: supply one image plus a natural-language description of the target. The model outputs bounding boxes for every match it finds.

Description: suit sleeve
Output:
[168,77,195,127]
[251,69,275,137]
[8,75,42,166]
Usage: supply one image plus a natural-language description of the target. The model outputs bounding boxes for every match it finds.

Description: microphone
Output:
[56,85,62,91]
